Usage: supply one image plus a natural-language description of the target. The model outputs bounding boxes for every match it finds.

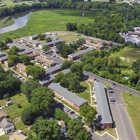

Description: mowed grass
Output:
[0,0,32,8]
[1,93,30,120]
[0,10,95,39]
[0,18,14,28]
[76,81,90,103]
[56,33,82,43]
[111,47,140,65]
[121,92,140,140]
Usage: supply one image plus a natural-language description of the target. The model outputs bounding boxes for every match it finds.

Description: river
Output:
[0,11,32,34]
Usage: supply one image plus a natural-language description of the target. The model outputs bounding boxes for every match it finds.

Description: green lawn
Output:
[1,93,30,120]
[76,81,90,103]
[121,92,140,140]
[0,17,14,28]
[0,0,32,8]
[111,47,140,65]
[56,33,82,43]
[0,10,95,39]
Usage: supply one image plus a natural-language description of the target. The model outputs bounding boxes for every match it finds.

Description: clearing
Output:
[111,47,140,65]
[0,10,95,39]
[121,92,140,140]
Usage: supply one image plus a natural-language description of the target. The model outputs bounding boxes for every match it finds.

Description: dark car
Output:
[70,111,75,114]
[112,83,116,86]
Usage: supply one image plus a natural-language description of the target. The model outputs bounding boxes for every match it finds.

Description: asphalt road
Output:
[83,70,137,140]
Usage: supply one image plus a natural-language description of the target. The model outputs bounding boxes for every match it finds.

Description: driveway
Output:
[0,128,5,136]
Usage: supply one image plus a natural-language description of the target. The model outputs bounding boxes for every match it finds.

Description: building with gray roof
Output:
[45,64,62,76]
[6,43,25,51]
[48,83,88,110]
[68,48,94,60]
[94,82,113,128]
[0,51,6,57]
[39,69,69,85]
[18,50,32,56]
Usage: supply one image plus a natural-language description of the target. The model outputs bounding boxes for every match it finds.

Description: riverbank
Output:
[0,10,95,39]
[0,17,14,28]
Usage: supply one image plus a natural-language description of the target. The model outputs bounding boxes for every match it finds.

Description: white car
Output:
[64,133,68,137]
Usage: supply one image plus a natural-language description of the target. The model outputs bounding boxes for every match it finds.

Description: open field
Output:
[0,93,30,119]
[76,81,91,103]
[56,33,82,43]
[0,10,95,39]
[0,17,14,28]
[91,0,109,2]
[111,47,140,65]
[0,0,32,8]
[121,92,140,140]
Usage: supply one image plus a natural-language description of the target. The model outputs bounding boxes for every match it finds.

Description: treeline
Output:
[0,0,93,18]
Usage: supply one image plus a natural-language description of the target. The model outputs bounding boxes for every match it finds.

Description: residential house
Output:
[58,121,66,134]
[39,69,69,86]
[51,46,59,54]
[68,48,94,60]
[15,63,27,77]
[0,51,8,64]
[17,50,33,56]
[20,37,40,47]
[0,110,7,122]
[94,82,113,128]
[27,52,40,60]
[9,130,27,140]
[93,44,105,51]
[29,34,38,40]
[44,64,62,77]
[35,56,56,67]
[0,118,15,133]
[6,43,25,52]
[48,83,88,110]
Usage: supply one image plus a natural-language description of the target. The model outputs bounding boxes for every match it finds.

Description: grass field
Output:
[111,47,140,65]
[121,92,140,140]
[76,81,91,103]
[0,10,95,39]
[0,0,32,8]
[0,17,14,28]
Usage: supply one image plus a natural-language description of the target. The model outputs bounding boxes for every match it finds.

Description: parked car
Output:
[110,97,116,102]
[112,83,116,86]
[70,111,75,114]
[64,133,68,138]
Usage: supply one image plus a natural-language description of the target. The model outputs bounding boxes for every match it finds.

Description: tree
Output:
[67,119,83,137]
[70,62,83,76]
[21,106,35,125]
[20,80,40,102]
[20,54,30,65]
[61,60,73,70]
[4,37,13,44]
[42,45,49,52]
[46,37,52,42]
[75,129,91,140]
[37,33,45,40]
[26,65,45,79]
[54,108,70,124]
[7,46,19,55]
[32,118,60,140]
[80,104,96,126]
[31,87,54,115]
[8,55,20,66]
[54,72,65,83]
[0,41,6,50]
[129,73,139,87]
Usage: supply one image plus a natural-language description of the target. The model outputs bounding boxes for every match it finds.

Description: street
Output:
[83,71,137,140]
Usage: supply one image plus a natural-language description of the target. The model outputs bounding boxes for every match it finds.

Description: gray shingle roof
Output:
[94,82,112,124]
[68,48,94,58]
[0,56,8,61]
[48,83,88,107]
[6,43,25,51]
[0,51,5,57]
[20,37,40,45]
[45,64,61,75]
[18,50,32,55]
[40,69,69,85]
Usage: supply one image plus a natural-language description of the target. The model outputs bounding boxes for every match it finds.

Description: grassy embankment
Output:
[121,92,140,140]
[0,93,34,139]
[0,10,95,39]
[0,17,14,28]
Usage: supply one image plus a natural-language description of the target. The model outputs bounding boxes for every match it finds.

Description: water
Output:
[0,11,32,34]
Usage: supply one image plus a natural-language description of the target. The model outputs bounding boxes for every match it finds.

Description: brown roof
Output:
[27,52,40,58]
[9,131,27,140]
[0,110,7,118]
[93,44,104,48]
[16,63,26,72]
[35,56,54,65]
